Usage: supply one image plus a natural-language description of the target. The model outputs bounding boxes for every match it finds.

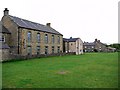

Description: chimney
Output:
[46,23,51,27]
[4,8,9,16]
[95,39,97,42]
[70,37,72,39]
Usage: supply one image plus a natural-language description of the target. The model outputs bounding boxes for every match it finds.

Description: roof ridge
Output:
[9,15,43,25]
[8,15,62,35]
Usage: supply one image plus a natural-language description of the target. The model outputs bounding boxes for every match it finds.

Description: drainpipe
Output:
[18,27,20,54]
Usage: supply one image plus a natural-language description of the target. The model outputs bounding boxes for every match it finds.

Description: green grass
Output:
[2,53,118,88]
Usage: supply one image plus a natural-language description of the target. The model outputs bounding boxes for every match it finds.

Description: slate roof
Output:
[9,15,62,35]
[63,38,79,42]
[83,42,95,46]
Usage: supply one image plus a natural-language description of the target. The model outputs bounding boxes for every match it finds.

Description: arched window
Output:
[37,33,40,43]
[52,35,54,44]
[45,34,48,44]
[27,31,31,43]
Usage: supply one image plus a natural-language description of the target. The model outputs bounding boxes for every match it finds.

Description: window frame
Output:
[52,46,54,53]
[37,33,40,43]
[0,34,5,42]
[45,34,48,44]
[45,46,48,54]
[57,36,60,44]
[27,31,31,43]
[36,46,40,55]
[57,46,60,53]
[27,46,32,55]
[52,35,55,44]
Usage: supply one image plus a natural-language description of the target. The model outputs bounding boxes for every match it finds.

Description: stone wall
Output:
[94,40,108,52]
[63,38,83,54]
[19,28,63,56]
[76,39,83,54]
[2,15,63,56]
[63,42,69,53]
[2,52,76,62]
[0,48,10,62]
[2,15,18,54]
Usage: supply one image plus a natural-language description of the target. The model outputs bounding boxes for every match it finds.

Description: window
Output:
[27,46,32,55]
[37,33,40,43]
[57,46,60,53]
[52,46,54,53]
[45,46,48,54]
[45,34,48,44]
[0,35,5,42]
[58,36,60,44]
[23,39,26,49]
[52,35,54,44]
[27,31,31,43]
[36,46,40,55]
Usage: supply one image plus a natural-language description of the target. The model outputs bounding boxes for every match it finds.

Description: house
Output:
[63,37,83,55]
[94,39,108,52]
[83,42,95,52]
[1,8,63,58]
[106,47,116,52]
[83,39,112,52]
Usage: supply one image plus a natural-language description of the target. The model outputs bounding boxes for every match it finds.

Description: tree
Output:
[108,43,120,52]
[94,49,98,52]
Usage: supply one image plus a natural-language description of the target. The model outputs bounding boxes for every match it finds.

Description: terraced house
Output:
[1,8,63,57]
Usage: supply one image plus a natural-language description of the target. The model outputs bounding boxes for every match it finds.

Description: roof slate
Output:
[9,15,62,35]
[83,42,95,46]
[63,38,79,42]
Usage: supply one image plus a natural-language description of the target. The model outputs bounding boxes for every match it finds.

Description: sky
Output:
[0,0,119,44]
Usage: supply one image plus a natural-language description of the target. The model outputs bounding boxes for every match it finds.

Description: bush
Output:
[94,49,98,52]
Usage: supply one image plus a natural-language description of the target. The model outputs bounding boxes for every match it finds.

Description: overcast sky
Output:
[0,0,119,44]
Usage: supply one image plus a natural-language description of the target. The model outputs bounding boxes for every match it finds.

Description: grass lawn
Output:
[2,53,118,88]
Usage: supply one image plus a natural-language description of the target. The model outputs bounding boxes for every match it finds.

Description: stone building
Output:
[107,47,116,52]
[63,37,83,55]
[0,21,11,61]
[1,8,63,57]
[83,39,111,52]
[94,39,108,52]
[83,42,95,52]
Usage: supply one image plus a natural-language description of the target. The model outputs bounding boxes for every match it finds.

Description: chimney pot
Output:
[4,8,9,16]
[95,39,97,41]
[46,23,51,27]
